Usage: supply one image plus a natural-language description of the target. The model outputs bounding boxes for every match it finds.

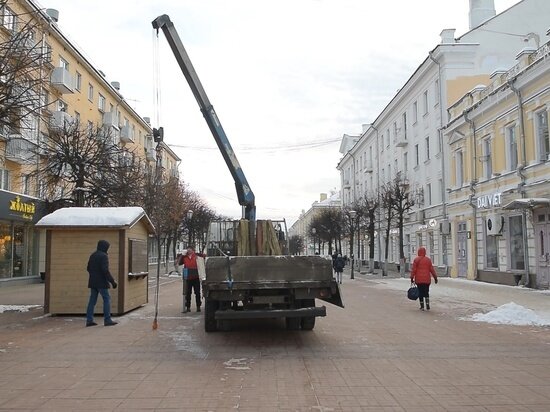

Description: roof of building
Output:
[36,207,155,232]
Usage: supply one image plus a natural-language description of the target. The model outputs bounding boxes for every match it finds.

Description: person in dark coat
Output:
[333,253,345,284]
[86,240,118,326]
[410,246,438,311]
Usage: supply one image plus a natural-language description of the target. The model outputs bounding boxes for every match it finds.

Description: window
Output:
[2,6,17,31]
[483,138,492,179]
[456,151,464,187]
[536,109,549,161]
[59,57,69,70]
[402,112,407,140]
[509,215,525,271]
[393,122,398,143]
[74,111,80,124]
[21,175,30,195]
[386,128,390,147]
[506,125,518,170]
[87,120,94,136]
[426,183,432,205]
[88,83,94,101]
[434,79,440,106]
[98,93,106,112]
[425,136,430,161]
[403,152,408,174]
[75,72,82,91]
[486,232,498,268]
[40,88,49,108]
[412,101,418,123]
[0,169,10,190]
[43,43,52,63]
[423,90,429,115]
[369,146,373,169]
[380,134,384,151]
[414,144,419,167]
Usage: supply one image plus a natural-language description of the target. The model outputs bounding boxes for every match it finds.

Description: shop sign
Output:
[477,192,502,209]
[428,218,437,228]
[389,228,399,235]
[9,196,36,221]
[417,224,429,231]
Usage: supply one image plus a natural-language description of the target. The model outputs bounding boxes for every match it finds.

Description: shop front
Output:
[0,190,45,284]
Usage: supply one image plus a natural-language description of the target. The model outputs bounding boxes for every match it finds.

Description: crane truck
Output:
[152,15,344,332]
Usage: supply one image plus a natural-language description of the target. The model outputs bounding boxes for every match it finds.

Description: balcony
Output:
[50,67,74,94]
[50,111,73,130]
[120,125,134,143]
[5,136,37,164]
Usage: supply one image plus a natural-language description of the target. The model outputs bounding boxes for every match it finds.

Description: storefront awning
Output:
[502,198,550,210]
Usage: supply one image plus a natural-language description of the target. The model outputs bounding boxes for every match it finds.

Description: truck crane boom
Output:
[152,14,256,222]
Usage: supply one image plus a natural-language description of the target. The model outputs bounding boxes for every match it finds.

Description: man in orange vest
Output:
[179,247,205,313]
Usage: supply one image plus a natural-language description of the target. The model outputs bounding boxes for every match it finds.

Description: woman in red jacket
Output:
[410,247,438,310]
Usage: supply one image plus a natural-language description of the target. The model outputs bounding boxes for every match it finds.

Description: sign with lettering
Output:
[477,192,502,209]
[0,190,45,223]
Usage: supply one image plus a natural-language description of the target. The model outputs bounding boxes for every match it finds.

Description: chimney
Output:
[440,29,456,44]
[320,193,327,202]
[469,0,496,30]
[46,8,59,22]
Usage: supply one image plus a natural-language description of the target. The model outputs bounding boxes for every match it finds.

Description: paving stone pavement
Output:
[0,271,550,411]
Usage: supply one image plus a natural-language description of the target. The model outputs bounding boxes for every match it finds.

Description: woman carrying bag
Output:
[410,247,438,311]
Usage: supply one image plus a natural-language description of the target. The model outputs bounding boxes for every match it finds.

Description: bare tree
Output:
[0,6,54,136]
[29,122,138,207]
[309,208,342,256]
[390,172,416,277]
[289,234,304,255]
[355,192,378,272]
[380,182,396,276]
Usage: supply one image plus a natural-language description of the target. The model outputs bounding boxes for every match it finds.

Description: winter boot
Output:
[419,299,425,311]
[426,298,430,311]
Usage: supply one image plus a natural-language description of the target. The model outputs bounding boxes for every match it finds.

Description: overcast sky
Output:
[40,0,518,225]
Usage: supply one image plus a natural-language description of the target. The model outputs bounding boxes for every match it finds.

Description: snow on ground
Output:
[365,275,550,327]
[0,305,41,313]
[465,302,550,326]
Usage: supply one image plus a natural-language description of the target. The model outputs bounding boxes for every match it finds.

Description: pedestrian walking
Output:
[85,240,118,326]
[410,246,437,311]
[333,253,345,284]
[180,247,205,313]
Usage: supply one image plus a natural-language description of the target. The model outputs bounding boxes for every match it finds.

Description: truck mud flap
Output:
[215,306,326,320]
[319,280,344,308]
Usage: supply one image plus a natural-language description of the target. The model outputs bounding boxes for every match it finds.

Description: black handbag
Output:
[407,284,419,300]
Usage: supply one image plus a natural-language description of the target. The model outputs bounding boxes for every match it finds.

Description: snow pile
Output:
[469,302,550,326]
[0,305,41,314]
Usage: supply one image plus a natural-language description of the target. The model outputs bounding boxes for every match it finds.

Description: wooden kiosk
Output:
[36,207,155,315]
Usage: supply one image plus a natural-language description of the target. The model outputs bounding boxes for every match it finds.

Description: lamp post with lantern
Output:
[349,210,357,280]
[311,227,316,255]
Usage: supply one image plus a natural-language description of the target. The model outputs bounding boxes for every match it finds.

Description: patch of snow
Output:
[466,302,550,326]
[223,358,251,370]
[36,206,149,227]
[0,305,41,313]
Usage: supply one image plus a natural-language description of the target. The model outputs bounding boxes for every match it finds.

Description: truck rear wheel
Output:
[204,299,219,332]
[300,299,316,331]
[285,317,300,330]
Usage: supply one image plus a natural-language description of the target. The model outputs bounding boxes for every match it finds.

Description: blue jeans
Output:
[86,288,112,323]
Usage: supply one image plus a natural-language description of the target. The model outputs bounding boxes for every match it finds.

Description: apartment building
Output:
[446,35,550,288]
[337,0,550,279]
[0,0,180,282]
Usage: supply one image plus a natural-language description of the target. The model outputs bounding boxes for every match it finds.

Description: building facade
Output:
[446,36,550,288]
[337,0,550,282]
[0,0,181,283]
[289,192,341,256]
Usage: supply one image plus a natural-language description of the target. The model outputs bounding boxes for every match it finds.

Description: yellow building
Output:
[445,37,550,288]
[0,0,180,283]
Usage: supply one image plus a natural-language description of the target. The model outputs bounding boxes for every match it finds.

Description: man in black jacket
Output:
[86,240,118,327]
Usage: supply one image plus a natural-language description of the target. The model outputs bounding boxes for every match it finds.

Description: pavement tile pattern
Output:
[1,271,549,411]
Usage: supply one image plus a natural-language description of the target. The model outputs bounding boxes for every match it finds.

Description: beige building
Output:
[0,0,180,283]
[289,192,341,256]
[446,35,550,288]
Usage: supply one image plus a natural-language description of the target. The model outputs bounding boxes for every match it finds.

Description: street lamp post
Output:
[186,210,193,248]
[311,228,316,255]
[349,210,357,280]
